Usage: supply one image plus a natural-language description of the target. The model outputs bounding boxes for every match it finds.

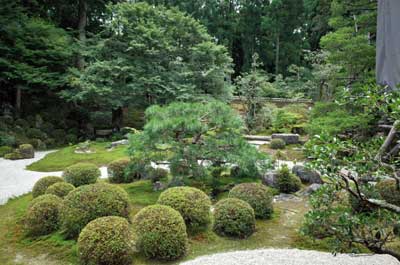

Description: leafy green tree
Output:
[262,0,305,75]
[0,1,72,114]
[320,0,376,86]
[128,101,271,182]
[236,54,272,130]
[63,2,233,128]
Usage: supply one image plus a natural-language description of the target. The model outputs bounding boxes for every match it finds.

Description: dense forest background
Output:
[0,0,377,131]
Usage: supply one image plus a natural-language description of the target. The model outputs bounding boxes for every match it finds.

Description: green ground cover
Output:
[27,142,128,172]
[0,179,332,265]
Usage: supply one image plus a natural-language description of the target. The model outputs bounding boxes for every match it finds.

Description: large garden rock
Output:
[300,184,323,196]
[261,170,278,188]
[271,133,300,145]
[110,139,129,148]
[292,165,323,184]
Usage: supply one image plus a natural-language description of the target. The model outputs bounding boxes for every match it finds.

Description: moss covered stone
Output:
[213,198,255,238]
[32,176,64,198]
[60,183,130,238]
[133,205,188,261]
[78,216,134,265]
[158,187,211,232]
[229,183,273,219]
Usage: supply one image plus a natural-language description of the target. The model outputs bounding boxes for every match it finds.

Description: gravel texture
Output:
[180,249,400,265]
[0,151,107,205]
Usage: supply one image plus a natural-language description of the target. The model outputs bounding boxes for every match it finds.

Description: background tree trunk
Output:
[112,107,123,131]
[77,0,87,70]
[275,34,280,75]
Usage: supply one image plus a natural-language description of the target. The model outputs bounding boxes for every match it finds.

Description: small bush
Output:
[27,128,46,140]
[18,144,34,158]
[276,165,301,193]
[63,163,100,187]
[133,205,188,261]
[4,151,23,160]
[65,134,78,144]
[78,216,134,265]
[376,179,400,206]
[108,158,135,183]
[52,129,66,144]
[0,146,13,157]
[270,138,286,150]
[60,183,130,238]
[213,198,255,238]
[158,187,211,232]
[28,139,46,150]
[147,167,169,183]
[32,176,64,198]
[46,182,75,198]
[15,118,29,128]
[24,194,63,236]
[229,183,274,219]
[0,132,16,147]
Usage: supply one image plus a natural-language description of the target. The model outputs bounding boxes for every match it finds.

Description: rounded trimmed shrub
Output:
[46,182,75,198]
[270,138,286,150]
[147,167,169,183]
[108,158,134,183]
[133,205,188,261]
[276,165,301,193]
[78,216,134,265]
[32,176,64,198]
[25,194,63,236]
[0,146,13,157]
[65,133,78,144]
[229,183,274,219]
[60,183,130,238]
[213,198,255,238]
[157,187,211,232]
[377,179,400,206]
[62,163,100,187]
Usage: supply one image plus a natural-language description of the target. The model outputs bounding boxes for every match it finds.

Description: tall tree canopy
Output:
[0,1,72,114]
[63,2,233,127]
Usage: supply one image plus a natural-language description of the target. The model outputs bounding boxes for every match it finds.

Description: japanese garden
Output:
[1,0,400,265]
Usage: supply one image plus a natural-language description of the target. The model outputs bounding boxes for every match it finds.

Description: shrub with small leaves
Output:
[0,146,13,157]
[108,158,136,183]
[376,179,400,206]
[78,216,134,265]
[60,183,130,238]
[46,182,75,198]
[24,194,63,236]
[276,165,301,193]
[270,138,286,150]
[213,198,255,238]
[63,163,100,187]
[158,187,211,232]
[147,167,169,183]
[229,183,273,219]
[32,176,64,198]
[133,205,188,261]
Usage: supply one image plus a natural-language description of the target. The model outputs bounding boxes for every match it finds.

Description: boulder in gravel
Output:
[300,184,322,196]
[271,133,300,145]
[292,165,322,184]
[261,171,278,188]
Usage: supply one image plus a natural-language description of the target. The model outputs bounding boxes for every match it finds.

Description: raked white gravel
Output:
[180,249,400,265]
[0,151,107,205]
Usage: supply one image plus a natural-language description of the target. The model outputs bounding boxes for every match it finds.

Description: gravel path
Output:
[180,249,400,265]
[0,151,107,205]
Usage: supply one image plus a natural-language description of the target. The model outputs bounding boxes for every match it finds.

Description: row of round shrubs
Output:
[27,168,274,264]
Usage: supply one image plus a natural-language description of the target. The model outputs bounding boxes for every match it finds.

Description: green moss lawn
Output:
[27,142,128,172]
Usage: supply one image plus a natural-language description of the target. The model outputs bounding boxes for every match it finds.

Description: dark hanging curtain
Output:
[376,0,400,89]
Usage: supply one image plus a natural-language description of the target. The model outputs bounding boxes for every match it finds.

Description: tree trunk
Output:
[15,85,22,116]
[275,34,280,75]
[77,0,87,70]
[112,107,123,131]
